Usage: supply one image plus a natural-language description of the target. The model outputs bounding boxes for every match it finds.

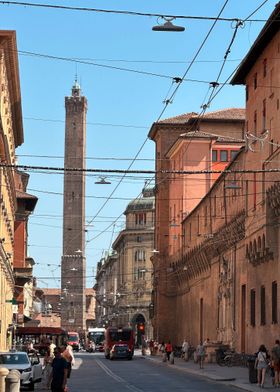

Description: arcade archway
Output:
[131,313,146,346]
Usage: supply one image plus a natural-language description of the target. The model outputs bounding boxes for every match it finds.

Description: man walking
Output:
[49,347,68,392]
[182,339,189,361]
[271,339,280,387]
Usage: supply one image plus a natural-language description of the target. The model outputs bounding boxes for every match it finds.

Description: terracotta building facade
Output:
[13,170,37,326]
[0,30,31,351]
[149,109,245,342]
[150,3,280,354]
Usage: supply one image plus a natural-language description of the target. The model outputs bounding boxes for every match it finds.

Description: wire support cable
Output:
[156,0,230,122]
[2,162,280,175]
[0,1,268,22]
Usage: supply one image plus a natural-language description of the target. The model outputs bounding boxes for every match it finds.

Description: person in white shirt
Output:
[49,340,56,359]
[182,339,189,361]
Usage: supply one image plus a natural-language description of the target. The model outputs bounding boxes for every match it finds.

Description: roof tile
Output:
[159,108,245,124]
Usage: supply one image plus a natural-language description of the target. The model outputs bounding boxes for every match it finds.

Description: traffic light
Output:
[138,323,145,333]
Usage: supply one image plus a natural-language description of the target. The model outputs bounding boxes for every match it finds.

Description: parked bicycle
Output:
[173,345,183,358]
[216,348,248,367]
[224,352,249,367]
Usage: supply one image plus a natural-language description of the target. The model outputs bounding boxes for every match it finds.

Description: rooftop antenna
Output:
[75,62,78,83]
[73,63,80,91]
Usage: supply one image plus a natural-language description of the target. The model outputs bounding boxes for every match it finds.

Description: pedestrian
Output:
[149,339,154,356]
[182,339,189,361]
[159,341,165,353]
[271,340,280,387]
[255,344,269,388]
[27,340,35,353]
[43,348,53,389]
[49,347,68,392]
[62,344,74,379]
[49,339,56,359]
[158,341,165,360]
[196,341,206,369]
[165,341,173,361]
[141,335,147,356]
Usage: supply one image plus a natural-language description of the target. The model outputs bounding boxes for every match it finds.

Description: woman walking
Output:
[255,344,269,388]
[196,341,206,369]
[43,348,53,389]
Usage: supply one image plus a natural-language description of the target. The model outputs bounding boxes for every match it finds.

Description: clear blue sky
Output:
[0,0,273,288]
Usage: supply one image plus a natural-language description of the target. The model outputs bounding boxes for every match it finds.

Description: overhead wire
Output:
[0,1,268,22]
[0,2,238,254]
[155,0,230,122]
[17,1,236,251]
[154,0,272,167]
[8,0,272,284]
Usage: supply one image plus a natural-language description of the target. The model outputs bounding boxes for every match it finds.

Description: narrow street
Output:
[61,352,241,392]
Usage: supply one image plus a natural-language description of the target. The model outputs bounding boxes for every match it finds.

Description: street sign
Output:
[6,299,17,304]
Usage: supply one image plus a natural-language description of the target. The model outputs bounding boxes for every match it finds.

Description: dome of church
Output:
[125,188,155,214]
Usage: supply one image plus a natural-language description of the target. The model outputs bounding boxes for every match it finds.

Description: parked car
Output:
[0,351,42,390]
[109,343,133,360]
[95,342,105,352]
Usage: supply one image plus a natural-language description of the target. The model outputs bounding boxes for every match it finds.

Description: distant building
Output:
[95,252,118,328]
[95,188,155,344]
[34,288,95,329]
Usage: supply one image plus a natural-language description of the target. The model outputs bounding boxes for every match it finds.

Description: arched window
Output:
[262,234,266,250]
[257,236,262,250]
[249,242,252,254]
[253,239,257,253]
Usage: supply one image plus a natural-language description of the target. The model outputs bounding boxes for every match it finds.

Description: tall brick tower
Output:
[61,80,87,332]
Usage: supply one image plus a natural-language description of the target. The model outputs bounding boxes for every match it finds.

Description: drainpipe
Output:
[232,246,237,348]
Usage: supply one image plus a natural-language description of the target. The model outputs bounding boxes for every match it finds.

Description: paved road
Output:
[63,352,242,392]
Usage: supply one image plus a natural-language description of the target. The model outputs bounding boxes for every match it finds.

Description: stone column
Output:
[5,370,20,392]
[0,367,9,392]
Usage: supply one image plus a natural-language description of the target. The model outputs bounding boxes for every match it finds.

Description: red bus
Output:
[15,327,68,355]
[67,332,80,352]
[104,326,134,359]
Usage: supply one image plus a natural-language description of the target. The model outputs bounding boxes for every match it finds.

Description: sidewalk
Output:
[143,352,275,391]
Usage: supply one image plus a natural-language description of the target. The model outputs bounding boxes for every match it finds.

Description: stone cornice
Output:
[0,30,23,147]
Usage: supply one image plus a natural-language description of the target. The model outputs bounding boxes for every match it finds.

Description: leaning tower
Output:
[61,80,87,332]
